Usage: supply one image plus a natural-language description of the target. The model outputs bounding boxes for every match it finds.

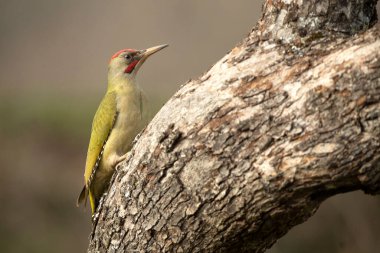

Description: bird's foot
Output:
[115,152,129,171]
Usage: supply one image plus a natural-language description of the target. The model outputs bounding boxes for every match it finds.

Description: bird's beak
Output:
[140,44,168,60]
[132,44,168,75]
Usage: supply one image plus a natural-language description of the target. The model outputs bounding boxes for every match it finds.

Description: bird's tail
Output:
[77,186,88,207]
[77,186,97,214]
[77,185,97,214]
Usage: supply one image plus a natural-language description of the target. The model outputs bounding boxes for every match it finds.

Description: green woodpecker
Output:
[77,44,168,214]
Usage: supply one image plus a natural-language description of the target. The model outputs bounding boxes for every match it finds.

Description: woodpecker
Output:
[77,44,168,214]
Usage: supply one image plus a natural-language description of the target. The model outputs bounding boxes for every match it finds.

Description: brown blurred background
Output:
[0,1,379,252]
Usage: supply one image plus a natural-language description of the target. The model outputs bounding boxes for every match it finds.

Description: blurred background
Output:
[0,1,379,252]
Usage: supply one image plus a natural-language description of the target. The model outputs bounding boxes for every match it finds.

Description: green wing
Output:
[77,91,118,211]
[84,91,118,185]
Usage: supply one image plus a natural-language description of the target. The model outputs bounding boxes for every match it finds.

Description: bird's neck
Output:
[107,73,138,93]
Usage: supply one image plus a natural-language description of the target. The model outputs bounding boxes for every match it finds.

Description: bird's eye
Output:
[124,54,132,60]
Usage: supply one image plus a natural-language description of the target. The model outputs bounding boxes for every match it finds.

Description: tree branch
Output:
[88,0,380,252]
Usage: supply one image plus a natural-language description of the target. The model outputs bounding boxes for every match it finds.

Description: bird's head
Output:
[108,44,168,84]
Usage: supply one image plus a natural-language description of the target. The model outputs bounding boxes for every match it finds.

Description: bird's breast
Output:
[104,87,149,162]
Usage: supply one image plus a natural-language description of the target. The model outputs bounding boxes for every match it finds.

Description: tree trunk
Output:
[88,0,380,252]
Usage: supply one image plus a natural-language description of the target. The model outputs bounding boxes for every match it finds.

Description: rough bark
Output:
[88,0,380,252]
